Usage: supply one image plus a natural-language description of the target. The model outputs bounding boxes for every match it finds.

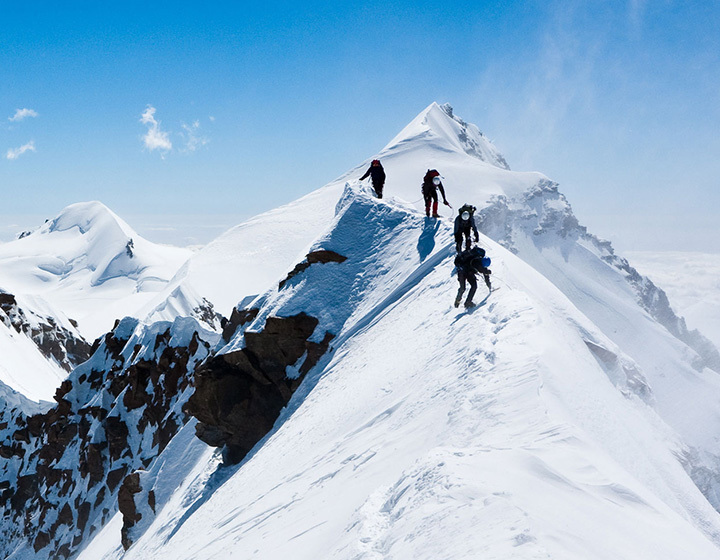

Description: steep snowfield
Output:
[0,201,191,340]
[627,251,720,349]
[82,189,720,559]
[142,186,342,322]
[0,321,65,403]
[0,292,89,403]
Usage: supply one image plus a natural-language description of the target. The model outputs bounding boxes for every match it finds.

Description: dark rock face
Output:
[221,307,259,343]
[278,250,347,289]
[0,290,91,372]
[187,312,334,465]
[0,318,215,558]
[118,472,142,550]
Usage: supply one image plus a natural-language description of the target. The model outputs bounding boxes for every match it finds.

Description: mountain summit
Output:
[383,101,510,169]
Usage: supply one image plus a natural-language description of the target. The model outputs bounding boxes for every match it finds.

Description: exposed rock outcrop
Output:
[279,249,347,289]
[187,312,334,465]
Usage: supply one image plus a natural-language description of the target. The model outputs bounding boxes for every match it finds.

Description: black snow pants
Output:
[455,269,478,306]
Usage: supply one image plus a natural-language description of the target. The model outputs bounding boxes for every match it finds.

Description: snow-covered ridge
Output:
[0,290,90,403]
[476,179,720,374]
[3,102,720,559]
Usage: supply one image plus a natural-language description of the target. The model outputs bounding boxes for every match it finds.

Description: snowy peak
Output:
[0,202,192,339]
[43,201,134,238]
[383,102,510,169]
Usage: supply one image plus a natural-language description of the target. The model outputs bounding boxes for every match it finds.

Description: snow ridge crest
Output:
[383,101,510,170]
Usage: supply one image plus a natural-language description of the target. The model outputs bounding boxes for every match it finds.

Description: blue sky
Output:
[2,1,719,250]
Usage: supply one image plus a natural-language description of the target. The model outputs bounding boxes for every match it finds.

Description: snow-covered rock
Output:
[0,316,218,559]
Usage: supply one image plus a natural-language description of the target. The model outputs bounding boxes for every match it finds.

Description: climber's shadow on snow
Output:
[417,218,441,262]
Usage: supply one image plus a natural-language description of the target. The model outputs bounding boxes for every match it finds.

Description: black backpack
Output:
[458,204,476,218]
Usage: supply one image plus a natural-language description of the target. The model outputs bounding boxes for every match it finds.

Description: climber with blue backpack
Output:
[454,246,492,308]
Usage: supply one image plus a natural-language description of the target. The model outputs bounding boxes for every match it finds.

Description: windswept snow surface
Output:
[0,201,191,340]
[0,319,65,403]
[85,189,720,560]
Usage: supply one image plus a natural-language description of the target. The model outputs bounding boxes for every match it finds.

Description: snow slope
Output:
[0,291,89,403]
[84,188,720,559]
[0,202,192,340]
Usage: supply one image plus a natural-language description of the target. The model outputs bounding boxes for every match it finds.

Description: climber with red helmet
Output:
[359,159,386,198]
[421,169,451,218]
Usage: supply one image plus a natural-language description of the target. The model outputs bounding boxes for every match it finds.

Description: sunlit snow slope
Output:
[0,201,191,340]
[86,187,720,560]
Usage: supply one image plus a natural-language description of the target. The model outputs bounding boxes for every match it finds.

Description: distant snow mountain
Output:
[3,103,720,559]
[0,201,192,340]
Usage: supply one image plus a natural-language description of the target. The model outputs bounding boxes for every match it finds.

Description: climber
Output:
[454,246,492,308]
[422,169,451,217]
[454,204,479,253]
[359,159,386,199]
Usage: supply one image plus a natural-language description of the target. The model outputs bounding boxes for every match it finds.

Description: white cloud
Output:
[9,108,39,122]
[140,105,172,154]
[181,120,209,153]
[6,140,36,160]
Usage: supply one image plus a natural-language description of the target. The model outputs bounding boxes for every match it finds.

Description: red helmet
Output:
[371,159,380,165]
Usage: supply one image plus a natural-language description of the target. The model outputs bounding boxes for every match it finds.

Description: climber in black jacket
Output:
[359,159,386,198]
[454,246,492,308]
[454,204,479,253]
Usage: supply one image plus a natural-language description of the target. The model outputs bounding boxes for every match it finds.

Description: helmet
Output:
[461,211,470,221]
[432,176,441,186]
[371,159,380,165]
